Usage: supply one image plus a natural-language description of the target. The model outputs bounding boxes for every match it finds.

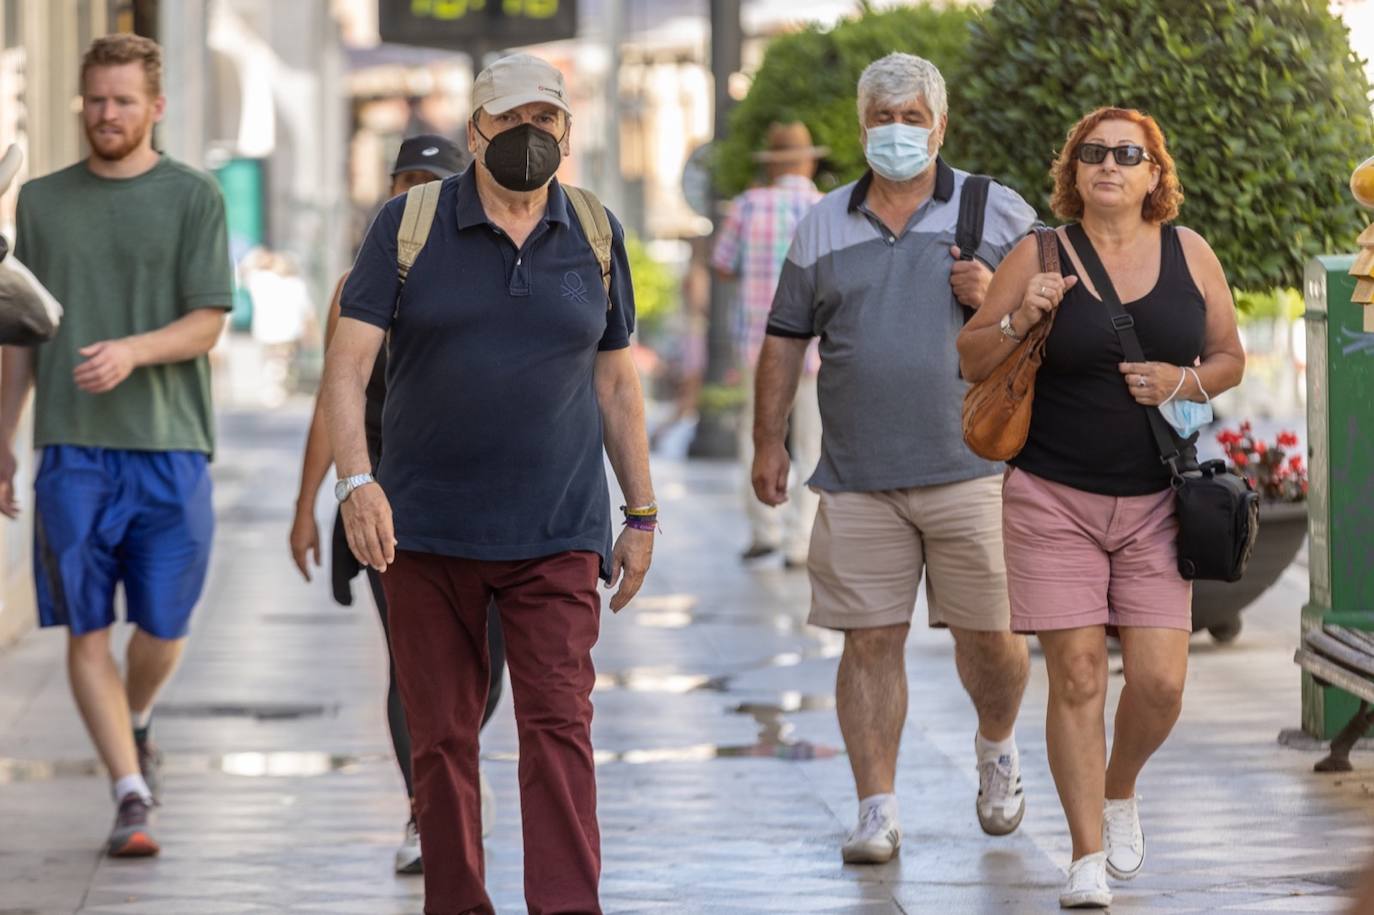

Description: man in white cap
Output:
[322,53,655,915]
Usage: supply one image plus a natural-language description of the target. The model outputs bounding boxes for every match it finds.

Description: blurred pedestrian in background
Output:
[243,250,316,406]
[0,35,230,858]
[289,133,505,876]
[713,121,824,568]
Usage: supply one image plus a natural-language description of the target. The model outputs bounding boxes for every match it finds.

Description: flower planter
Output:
[1191,500,1308,643]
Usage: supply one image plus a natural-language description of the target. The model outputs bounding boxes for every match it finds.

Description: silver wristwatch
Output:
[999,312,1024,342]
[334,472,376,503]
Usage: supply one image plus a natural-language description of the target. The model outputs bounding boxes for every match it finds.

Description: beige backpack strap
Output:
[563,184,613,309]
[396,179,443,285]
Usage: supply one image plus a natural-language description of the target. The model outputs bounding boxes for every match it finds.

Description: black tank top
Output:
[364,347,386,467]
[1010,225,1206,496]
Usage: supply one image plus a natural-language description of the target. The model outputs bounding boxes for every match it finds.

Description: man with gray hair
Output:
[753,52,1036,863]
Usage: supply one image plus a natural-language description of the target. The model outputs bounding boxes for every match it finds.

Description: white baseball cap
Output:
[472,53,571,117]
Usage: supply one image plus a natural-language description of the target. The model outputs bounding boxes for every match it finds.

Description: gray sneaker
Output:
[136,737,163,804]
[107,793,160,857]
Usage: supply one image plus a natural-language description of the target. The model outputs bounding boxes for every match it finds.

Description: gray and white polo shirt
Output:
[765,158,1037,493]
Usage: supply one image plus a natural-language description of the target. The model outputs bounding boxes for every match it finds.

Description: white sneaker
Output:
[480,768,495,839]
[975,740,1026,836]
[841,804,901,864]
[1103,795,1145,880]
[395,772,492,874]
[394,817,422,874]
[1060,851,1112,908]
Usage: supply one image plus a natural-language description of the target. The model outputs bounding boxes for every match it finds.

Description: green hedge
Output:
[713,2,975,199]
[955,0,1374,290]
[718,1,1374,292]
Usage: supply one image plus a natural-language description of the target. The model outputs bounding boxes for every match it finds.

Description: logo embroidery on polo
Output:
[561,271,589,304]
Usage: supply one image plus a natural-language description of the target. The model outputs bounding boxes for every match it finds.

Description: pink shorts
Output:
[1002,467,1192,633]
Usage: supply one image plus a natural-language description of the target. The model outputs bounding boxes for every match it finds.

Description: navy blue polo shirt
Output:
[339,166,635,579]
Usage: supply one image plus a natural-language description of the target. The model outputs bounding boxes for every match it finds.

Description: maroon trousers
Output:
[383,549,603,915]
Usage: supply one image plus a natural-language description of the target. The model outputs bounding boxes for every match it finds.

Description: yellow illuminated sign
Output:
[409,0,559,20]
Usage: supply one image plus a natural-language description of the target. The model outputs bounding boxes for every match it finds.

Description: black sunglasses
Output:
[1075,143,1154,166]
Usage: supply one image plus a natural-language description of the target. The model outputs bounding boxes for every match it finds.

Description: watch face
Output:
[334,479,350,502]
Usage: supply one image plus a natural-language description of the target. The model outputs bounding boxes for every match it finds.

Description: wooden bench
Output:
[1294,625,1374,772]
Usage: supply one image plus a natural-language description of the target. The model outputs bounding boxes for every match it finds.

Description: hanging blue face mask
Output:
[864,123,932,182]
[1157,367,1213,439]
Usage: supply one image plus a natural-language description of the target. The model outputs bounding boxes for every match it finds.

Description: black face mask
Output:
[476,122,564,192]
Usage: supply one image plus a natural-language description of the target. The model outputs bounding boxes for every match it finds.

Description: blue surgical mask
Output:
[1157,367,1213,439]
[1157,398,1213,439]
[864,123,933,181]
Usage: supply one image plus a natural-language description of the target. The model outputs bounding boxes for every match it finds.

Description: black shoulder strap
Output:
[954,175,992,324]
[956,175,991,262]
[1065,223,1185,475]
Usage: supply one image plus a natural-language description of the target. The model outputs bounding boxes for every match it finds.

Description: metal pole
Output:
[600,0,624,218]
[688,0,741,458]
[157,0,208,168]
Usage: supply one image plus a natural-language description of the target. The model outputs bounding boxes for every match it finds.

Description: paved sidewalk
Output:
[0,403,1371,914]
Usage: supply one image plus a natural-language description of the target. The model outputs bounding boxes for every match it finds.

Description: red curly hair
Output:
[1050,107,1182,224]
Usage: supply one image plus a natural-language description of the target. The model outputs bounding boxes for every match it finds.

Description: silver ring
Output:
[1038,286,1046,296]
[1137,377,1147,388]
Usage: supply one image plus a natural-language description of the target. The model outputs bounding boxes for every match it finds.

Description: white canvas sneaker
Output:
[1103,795,1145,880]
[394,817,422,874]
[841,805,901,864]
[1060,851,1112,908]
[976,739,1026,836]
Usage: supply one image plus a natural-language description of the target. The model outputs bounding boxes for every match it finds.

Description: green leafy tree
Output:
[625,233,678,340]
[954,0,1374,291]
[714,2,976,198]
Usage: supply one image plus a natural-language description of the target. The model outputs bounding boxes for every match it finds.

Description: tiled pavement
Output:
[1,403,1372,914]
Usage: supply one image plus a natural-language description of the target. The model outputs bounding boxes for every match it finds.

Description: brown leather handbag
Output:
[960,226,1060,461]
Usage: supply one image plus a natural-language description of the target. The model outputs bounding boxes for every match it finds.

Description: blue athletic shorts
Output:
[34,446,214,639]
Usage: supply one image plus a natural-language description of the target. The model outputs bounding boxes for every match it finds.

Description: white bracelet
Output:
[1162,366,1187,405]
[1186,367,1211,403]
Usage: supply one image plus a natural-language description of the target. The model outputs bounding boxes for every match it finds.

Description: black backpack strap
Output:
[954,175,992,324]
[1064,223,1186,475]
[956,175,991,261]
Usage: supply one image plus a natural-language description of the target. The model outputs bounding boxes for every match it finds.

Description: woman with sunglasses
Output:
[957,107,1245,908]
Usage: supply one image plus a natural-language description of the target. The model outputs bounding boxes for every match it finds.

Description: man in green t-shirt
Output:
[1,34,231,858]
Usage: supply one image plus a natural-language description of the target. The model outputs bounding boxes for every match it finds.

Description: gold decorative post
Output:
[1348,155,1374,332]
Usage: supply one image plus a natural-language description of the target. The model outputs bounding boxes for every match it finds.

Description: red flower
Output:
[1217,423,1307,501]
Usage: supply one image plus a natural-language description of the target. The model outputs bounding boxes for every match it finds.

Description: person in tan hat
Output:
[323,52,655,915]
[712,121,826,568]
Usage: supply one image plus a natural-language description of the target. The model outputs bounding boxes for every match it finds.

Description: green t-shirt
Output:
[14,156,232,455]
